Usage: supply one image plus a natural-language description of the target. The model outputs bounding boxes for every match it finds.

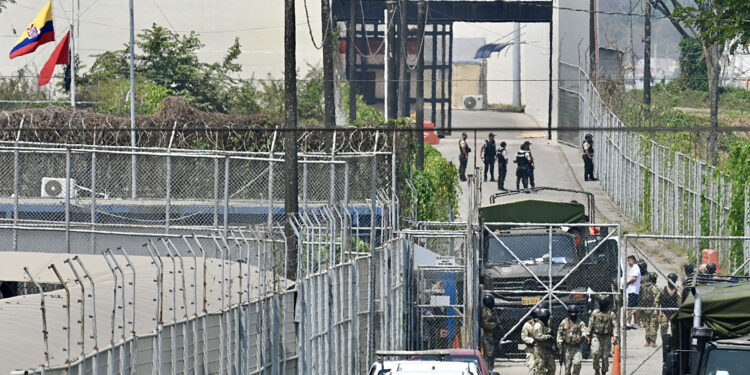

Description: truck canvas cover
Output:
[676,283,750,339]
[479,199,587,225]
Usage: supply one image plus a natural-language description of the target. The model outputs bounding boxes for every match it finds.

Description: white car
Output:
[368,360,480,375]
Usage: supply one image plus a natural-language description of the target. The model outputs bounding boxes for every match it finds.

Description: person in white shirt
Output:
[626,255,642,329]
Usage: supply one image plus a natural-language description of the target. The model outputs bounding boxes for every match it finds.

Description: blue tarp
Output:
[474,43,512,59]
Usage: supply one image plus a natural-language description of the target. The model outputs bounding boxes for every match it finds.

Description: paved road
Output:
[435,110,668,375]
[435,110,603,222]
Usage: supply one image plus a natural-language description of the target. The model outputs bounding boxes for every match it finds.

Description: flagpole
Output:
[129,0,137,199]
[70,0,76,108]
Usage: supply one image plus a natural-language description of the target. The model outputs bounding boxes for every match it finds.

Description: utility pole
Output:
[129,0,137,199]
[322,0,335,144]
[512,0,521,107]
[284,0,299,280]
[386,0,398,120]
[348,0,357,123]
[589,0,598,87]
[397,0,409,118]
[415,0,425,170]
[70,0,76,108]
[643,0,652,120]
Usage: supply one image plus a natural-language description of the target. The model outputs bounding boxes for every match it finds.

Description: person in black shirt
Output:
[582,134,598,181]
[481,133,498,182]
[514,142,532,192]
[497,141,508,191]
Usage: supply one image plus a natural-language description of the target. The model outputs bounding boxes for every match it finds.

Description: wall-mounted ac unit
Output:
[41,177,77,199]
[463,95,485,110]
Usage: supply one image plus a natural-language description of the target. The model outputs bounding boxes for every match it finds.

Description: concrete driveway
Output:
[434,109,596,221]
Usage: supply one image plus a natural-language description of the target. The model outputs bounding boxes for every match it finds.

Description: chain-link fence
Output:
[8,207,409,374]
[562,63,750,258]
[0,142,396,254]
[620,234,750,375]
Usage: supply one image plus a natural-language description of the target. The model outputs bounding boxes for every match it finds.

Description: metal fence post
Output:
[13,142,19,252]
[144,241,164,375]
[91,151,97,253]
[66,148,72,253]
[64,258,86,370]
[119,247,138,375]
[73,256,99,375]
[367,153,377,366]
[24,266,50,367]
[214,157,220,229]
[181,235,200,374]
[49,264,72,368]
[224,156,230,235]
[269,159,275,226]
[165,154,172,234]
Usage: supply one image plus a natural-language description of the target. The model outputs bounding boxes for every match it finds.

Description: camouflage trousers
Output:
[481,334,498,369]
[534,345,556,375]
[641,312,659,343]
[659,313,676,336]
[562,345,583,375]
[591,334,612,375]
[525,347,536,374]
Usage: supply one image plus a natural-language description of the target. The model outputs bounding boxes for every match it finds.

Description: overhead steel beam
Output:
[333,0,552,23]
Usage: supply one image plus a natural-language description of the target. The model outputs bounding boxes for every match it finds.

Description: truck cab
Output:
[478,188,619,358]
[663,274,750,375]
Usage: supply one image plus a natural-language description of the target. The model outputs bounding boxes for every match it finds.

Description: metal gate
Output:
[404,228,476,351]
[481,222,621,359]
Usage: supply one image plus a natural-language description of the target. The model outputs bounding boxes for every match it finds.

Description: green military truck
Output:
[478,188,619,358]
[663,273,750,375]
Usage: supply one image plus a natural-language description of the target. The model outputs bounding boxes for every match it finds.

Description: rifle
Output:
[558,343,565,375]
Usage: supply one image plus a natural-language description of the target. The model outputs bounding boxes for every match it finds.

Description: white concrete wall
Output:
[0,0,324,78]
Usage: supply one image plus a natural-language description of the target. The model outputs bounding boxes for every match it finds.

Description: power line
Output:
[0,126,747,133]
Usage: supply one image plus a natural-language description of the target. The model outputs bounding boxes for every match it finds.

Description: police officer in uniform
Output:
[480,295,501,369]
[521,308,540,374]
[497,141,508,191]
[526,141,536,188]
[459,132,470,181]
[588,297,618,375]
[582,134,598,181]
[514,142,532,192]
[533,308,556,375]
[659,273,681,336]
[557,306,589,375]
[481,133,497,182]
[640,272,661,347]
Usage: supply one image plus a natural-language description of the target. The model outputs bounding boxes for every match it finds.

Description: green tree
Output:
[678,37,708,91]
[674,0,750,54]
[652,0,727,162]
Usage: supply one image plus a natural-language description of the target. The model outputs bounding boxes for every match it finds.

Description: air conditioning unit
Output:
[463,95,485,110]
[41,177,77,199]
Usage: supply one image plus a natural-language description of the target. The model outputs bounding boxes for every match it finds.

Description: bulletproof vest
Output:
[561,319,584,345]
[516,150,530,168]
[484,140,497,159]
[583,141,595,154]
[498,149,508,164]
[639,285,657,307]
[661,288,679,308]
[590,310,613,335]
[481,307,498,332]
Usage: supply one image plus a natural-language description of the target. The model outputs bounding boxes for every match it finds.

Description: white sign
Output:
[436,256,456,267]
[430,295,451,306]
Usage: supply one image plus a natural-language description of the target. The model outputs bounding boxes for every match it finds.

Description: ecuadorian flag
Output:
[9,1,55,59]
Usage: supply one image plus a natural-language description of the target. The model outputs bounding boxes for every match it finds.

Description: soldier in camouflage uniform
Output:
[533,308,556,375]
[588,297,618,375]
[556,306,589,375]
[521,309,540,374]
[480,295,501,369]
[639,273,661,347]
[659,273,681,336]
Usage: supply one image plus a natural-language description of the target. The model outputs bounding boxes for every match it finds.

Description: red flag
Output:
[38,31,70,87]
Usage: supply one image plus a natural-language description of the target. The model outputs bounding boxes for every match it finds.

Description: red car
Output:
[409,349,499,375]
